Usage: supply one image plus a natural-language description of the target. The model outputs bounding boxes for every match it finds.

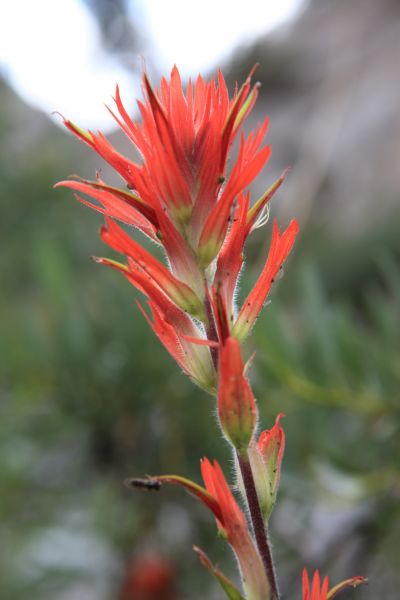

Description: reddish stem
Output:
[237,453,280,600]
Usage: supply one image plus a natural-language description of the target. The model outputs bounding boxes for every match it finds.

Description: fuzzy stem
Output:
[237,452,280,600]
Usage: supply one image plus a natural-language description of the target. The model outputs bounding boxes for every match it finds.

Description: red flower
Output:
[58,66,264,259]
[199,459,269,597]
[302,569,367,600]
[143,459,270,599]
[118,555,176,600]
[57,66,297,387]
[303,570,329,600]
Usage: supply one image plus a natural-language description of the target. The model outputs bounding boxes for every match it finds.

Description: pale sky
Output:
[0,0,304,131]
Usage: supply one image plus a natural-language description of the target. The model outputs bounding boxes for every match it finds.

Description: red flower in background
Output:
[118,555,176,600]
[136,459,270,600]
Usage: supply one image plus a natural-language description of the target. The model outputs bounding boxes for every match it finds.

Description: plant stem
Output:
[237,452,280,600]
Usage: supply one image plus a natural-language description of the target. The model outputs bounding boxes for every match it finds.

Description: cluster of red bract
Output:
[58,66,365,600]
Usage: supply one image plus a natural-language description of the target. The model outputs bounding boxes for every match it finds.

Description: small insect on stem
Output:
[125,477,162,491]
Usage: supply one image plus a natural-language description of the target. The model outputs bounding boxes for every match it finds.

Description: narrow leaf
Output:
[193,546,245,600]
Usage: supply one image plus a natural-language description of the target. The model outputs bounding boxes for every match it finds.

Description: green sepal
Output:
[193,546,245,600]
[327,576,367,599]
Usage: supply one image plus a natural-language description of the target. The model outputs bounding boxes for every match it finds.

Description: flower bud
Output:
[237,413,285,521]
[218,337,258,454]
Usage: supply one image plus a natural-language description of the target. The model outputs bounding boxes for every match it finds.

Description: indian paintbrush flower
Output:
[55,66,298,392]
[302,569,367,600]
[59,64,365,600]
[129,459,270,600]
[302,570,329,600]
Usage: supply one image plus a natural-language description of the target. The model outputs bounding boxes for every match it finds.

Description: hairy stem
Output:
[237,453,280,600]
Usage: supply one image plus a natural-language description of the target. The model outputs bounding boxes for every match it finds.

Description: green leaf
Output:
[193,546,245,600]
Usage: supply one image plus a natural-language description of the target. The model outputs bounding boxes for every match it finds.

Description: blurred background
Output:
[1,0,399,598]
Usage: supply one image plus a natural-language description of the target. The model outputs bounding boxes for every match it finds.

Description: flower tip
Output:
[248,63,259,81]
[53,177,78,189]
[290,218,300,234]
[51,110,66,122]
[192,545,211,568]
[218,337,258,452]
[326,575,368,599]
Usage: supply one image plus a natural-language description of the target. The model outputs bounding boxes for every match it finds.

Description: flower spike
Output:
[59,66,302,598]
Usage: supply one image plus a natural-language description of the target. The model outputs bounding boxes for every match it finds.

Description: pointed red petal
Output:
[246,168,289,233]
[198,132,271,267]
[61,117,95,147]
[56,179,158,239]
[233,219,299,341]
[154,471,223,523]
[136,300,192,377]
[303,569,311,600]
[101,218,204,318]
[90,131,139,188]
[311,570,322,600]
[220,69,257,172]
[142,73,192,218]
[215,192,249,318]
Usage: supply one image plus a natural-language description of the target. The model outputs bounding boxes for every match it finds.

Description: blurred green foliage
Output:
[0,82,399,600]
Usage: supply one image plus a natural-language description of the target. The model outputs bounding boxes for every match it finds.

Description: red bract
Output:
[58,66,264,253]
[57,66,298,389]
[233,218,299,341]
[257,412,285,493]
[199,459,270,598]
[151,460,270,599]
[302,569,367,600]
[303,570,329,600]
[241,413,286,521]
[218,336,258,453]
